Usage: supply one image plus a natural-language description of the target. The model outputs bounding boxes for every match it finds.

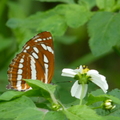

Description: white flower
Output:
[61,65,108,99]
[87,70,108,93]
[71,81,88,99]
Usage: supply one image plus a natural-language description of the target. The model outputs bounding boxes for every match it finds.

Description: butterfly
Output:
[7,31,54,91]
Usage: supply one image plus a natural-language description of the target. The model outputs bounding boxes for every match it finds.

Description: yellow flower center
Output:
[82,65,89,74]
[74,65,90,84]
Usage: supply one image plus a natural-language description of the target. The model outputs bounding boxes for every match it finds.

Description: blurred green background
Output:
[0,0,120,96]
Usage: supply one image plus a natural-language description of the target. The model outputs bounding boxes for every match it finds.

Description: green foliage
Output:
[0,96,44,120]
[0,91,24,101]
[79,0,96,10]
[96,0,115,11]
[38,0,75,3]
[64,105,104,120]
[25,79,56,94]
[1,0,120,119]
[44,111,67,120]
[87,90,120,105]
[0,80,120,119]
[88,12,120,56]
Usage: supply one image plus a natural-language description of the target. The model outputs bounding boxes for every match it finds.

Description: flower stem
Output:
[44,84,58,105]
[79,83,85,105]
[80,98,83,105]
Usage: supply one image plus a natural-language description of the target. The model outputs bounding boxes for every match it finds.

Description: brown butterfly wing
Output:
[7,31,54,91]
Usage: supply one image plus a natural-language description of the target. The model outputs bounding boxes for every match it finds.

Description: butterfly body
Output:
[7,31,54,91]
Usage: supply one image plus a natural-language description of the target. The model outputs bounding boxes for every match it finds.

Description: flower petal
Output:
[81,84,88,99]
[75,65,83,73]
[87,70,108,93]
[61,65,83,78]
[87,70,99,75]
[61,68,77,77]
[71,81,88,99]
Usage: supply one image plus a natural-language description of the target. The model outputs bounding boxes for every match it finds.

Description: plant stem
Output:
[80,98,83,105]
[79,83,85,105]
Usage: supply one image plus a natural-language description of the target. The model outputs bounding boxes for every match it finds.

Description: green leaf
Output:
[65,4,92,28]
[15,108,44,120]
[7,4,93,37]
[64,105,103,120]
[86,90,120,117]
[6,18,23,29]
[6,12,44,30]
[88,12,120,56]
[0,96,44,120]
[87,94,106,105]
[24,80,58,104]
[104,116,120,120]
[44,111,66,120]
[0,89,44,101]
[96,0,115,11]
[87,90,120,105]
[38,0,75,3]
[38,14,67,36]
[0,91,24,101]
[108,88,120,99]
[6,9,67,36]
[89,89,105,96]
[106,95,120,104]
[25,79,56,95]
[78,0,96,10]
